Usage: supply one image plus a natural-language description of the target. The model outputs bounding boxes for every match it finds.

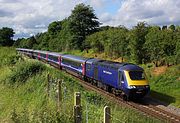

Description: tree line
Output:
[1,3,179,66]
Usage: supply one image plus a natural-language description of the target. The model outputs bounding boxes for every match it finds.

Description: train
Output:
[16,48,150,100]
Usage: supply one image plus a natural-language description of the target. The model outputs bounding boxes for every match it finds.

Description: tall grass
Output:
[0,47,22,67]
[7,61,45,84]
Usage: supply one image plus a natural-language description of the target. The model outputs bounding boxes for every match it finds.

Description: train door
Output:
[94,65,98,80]
[119,71,125,89]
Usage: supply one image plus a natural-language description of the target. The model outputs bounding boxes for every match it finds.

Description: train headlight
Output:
[145,85,149,88]
[128,85,136,89]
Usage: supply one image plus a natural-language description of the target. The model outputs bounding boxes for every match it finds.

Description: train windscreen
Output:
[128,71,146,80]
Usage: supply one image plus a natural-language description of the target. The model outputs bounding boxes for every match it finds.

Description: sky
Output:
[0,0,180,39]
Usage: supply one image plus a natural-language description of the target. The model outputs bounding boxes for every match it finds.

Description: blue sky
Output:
[0,0,180,39]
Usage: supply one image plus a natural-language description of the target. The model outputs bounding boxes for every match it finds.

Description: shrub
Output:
[7,61,45,84]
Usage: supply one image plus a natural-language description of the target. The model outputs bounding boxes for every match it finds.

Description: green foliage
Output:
[36,32,50,50]
[0,47,22,67]
[48,21,62,36]
[85,27,129,59]
[68,3,100,50]
[85,31,105,52]
[144,26,164,66]
[168,24,175,31]
[175,39,180,64]
[7,61,45,84]
[14,36,37,49]
[0,27,14,46]
[129,22,149,64]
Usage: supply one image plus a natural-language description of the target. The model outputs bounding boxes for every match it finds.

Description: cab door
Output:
[94,65,98,80]
[119,71,125,89]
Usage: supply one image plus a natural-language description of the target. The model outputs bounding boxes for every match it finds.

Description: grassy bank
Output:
[0,47,164,122]
[144,64,180,107]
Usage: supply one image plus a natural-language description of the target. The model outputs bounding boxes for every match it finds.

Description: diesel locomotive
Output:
[17,48,150,100]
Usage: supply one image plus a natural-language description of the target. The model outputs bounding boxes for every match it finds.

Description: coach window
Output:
[41,53,46,58]
[53,56,58,62]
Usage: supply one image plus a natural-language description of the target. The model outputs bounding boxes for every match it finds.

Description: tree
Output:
[69,3,100,50]
[103,28,129,60]
[27,36,37,48]
[144,26,164,66]
[55,18,74,51]
[85,31,105,53]
[48,21,62,37]
[169,24,175,31]
[175,39,180,64]
[173,26,180,64]
[85,27,129,60]
[37,32,50,50]
[162,25,167,30]
[161,29,176,66]
[0,27,15,46]
[129,22,149,64]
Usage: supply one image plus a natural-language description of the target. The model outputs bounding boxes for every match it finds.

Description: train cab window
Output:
[129,71,145,80]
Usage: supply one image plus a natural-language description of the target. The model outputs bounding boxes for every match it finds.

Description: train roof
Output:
[16,48,33,52]
[62,54,89,63]
[33,50,63,56]
[93,60,144,71]
[86,58,101,64]
[33,50,45,53]
[48,52,63,56]
[97,60,129,69]
[120,64,144,71]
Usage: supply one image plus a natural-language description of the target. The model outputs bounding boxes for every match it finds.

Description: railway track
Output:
[71,74,180,123]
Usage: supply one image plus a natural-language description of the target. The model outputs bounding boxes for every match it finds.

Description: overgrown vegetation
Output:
[7,61,45,84]
[146,64,180,107]
[0,47,20,67]
[0,47,163,123]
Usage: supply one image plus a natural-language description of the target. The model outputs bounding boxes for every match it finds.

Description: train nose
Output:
[127,86,150,99]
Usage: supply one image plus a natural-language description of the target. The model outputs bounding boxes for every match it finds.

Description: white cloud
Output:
[0,0,82,38]
[101,0,180,27]
[0,0,180,39]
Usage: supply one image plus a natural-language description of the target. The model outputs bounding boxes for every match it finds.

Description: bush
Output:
[7,61,45,84]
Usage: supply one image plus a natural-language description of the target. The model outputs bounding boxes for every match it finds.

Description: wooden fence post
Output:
[57,79,62,112]
[74,92,82,123]
[47,73,50,98]
[104,106,111,123]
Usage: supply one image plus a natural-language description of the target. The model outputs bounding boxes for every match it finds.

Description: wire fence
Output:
[46,74,162,123]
